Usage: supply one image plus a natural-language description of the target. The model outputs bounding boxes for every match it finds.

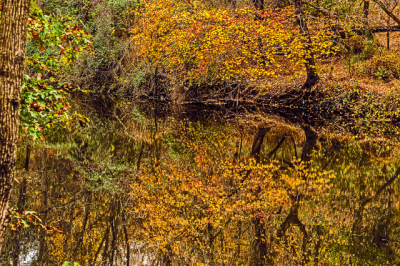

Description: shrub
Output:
[360,39,377,60]
[131,0,337,85]
[361,49,400,81]
[70,0,141,94]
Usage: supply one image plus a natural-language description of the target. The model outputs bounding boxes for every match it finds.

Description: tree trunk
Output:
[300,125,318,164]
[249,128,270,266]
[123,223,130,266]
[205,223,215,266]
[275,126,318,264]
[250,215,268,266]
[0,0,31,252]
[293,0,319,88]
[226,0,237,8]
[35,158,50,265]
[250,128,270,162]
[387,13,390,50]
[372,0,400,27]
[363,1,373,40]
[11,144,30,266]
[252,0,264,10]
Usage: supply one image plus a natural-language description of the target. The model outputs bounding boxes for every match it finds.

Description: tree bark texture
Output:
[293,0,319,88]
[0,0,31,252]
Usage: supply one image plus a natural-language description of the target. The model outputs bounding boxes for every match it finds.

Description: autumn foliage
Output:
[132,153,286,261]
[130,123,332,264]
[131,0,337,84]
[20,3,93,139]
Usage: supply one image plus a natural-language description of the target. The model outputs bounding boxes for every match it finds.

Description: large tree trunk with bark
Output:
[0,0,31,252]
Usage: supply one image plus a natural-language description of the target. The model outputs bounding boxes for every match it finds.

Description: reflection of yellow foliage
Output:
[129,124,336,264]
[12,118,400,265]
[131,136,288,262]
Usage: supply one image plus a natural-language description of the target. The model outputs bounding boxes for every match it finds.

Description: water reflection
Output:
[1,102,400,265]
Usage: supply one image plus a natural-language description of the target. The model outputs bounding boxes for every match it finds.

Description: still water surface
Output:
[1,102,400,265]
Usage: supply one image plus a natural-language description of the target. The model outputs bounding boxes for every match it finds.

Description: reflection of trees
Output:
[1,111,400,265]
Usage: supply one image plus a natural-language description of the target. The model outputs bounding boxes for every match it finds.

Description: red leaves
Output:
[31,33,40,40]
[30,100,41,112]
[42,225,62,233]
[21,5,94,142]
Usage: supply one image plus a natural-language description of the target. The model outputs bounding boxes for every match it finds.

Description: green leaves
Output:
[21,2,93,140]
[62,262,81,266]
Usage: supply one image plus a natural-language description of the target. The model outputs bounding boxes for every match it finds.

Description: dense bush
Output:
[40,0,141,95]
[131,0,337,86]
[361,49,400,81]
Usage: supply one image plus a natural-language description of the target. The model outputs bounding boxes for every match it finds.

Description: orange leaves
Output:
[130,129,289,260]
[132,0,287,82]
[132,0,336,84]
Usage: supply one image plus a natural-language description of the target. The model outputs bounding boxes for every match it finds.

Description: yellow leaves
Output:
[132,0,337,83]
[203,10,211,19]
[130,124,293,260]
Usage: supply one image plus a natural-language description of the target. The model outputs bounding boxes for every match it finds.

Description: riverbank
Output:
[89,72,399,140]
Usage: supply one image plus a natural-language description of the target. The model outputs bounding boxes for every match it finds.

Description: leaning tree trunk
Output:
[0,0,31,252]
[294,0,319,88]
